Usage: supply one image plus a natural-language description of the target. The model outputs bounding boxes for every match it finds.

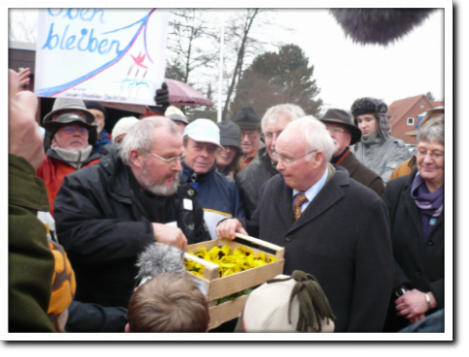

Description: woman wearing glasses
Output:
[351,97,411,185]
[382,115,444,332]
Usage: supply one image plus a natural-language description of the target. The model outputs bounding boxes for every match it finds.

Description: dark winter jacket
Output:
[242,165,394,332]
[181,161,244,240]
[55,145,210,309]
[66,300,128,332]
[9,154,55,332]
[236,147,279,219]
[339,150,385,197]
[383,169,444,331]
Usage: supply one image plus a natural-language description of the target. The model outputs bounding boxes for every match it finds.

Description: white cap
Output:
[112,117,139,143]
[183,119,223,149]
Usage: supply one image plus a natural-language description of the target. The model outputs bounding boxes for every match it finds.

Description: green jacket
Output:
[9,154,55,332]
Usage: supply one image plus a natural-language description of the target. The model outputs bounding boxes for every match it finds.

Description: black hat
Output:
[320,109,362,145]
[217,121,242,150]
[233,106,261,130]
[85,101,107,120]
[43,113,98,150]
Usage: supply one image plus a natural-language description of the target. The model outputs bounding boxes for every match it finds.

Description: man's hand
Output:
[18,67,31,90]
[395,289,430,320]
[152,223,187,250]
[216,218,248,240]
[8,69,44,170]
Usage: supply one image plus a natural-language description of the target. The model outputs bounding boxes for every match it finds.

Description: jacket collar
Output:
[285,165,348,234]
[181,161,216,184]
[360,132,385,147]
[259,147,279,175]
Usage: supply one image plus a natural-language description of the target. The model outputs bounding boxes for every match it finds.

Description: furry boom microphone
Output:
[329,9,435,46]
[135,243,186,286]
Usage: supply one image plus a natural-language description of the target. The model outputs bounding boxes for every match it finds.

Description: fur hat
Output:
[351,97,390,140]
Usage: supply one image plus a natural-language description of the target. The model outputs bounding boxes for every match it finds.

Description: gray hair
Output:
[283,116,335,164]
[417,115,444,145]
[118,116,180,166]
[261,104,306,133]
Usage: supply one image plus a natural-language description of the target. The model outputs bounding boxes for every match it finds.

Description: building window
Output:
[407,117,414,126]
[420,104,425,108]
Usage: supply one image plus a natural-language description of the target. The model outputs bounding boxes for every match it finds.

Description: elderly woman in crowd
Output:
[382,115,444,332]
[351,97,411,184]
[216,121,242,183]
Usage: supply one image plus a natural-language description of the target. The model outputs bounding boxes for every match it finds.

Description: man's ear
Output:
[129,148,144,169]
[51,137,58,147]
[313,150,325,169]
[345,132,352,146]
[124,323,131,333]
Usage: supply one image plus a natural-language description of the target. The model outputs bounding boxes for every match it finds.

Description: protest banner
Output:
[35,8,169,106]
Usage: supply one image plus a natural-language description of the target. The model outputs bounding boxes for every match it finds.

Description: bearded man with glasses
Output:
[54,116,210,332]
[217,116,394,332]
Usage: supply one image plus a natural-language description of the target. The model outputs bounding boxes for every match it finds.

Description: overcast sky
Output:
[9,7,444,116]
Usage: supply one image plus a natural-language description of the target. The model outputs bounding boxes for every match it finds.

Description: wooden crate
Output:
[184,234,285,330]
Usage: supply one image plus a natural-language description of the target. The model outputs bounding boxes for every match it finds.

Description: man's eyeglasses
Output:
[62,126,89,135]
[147,151,186,164]
[326,126,347,134]
[273,149,318,166]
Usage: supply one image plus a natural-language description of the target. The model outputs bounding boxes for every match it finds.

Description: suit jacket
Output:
[340,151,385,197]
[243,165,394,332]
[383,169,444,331]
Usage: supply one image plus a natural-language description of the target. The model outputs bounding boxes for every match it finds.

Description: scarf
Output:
[331,147,349,165]
[50,145,93,170]
[410,173,443,242]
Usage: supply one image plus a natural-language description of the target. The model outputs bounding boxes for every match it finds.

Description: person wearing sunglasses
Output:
[37,112,100,216]
[217,116,394,332]
[53,116,210,332]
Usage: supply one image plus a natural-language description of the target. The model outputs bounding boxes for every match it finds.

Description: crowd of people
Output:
[8,67,444,334]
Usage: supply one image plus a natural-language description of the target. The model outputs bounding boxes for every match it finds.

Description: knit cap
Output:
[111,117,139,143]
[238,270,336,332]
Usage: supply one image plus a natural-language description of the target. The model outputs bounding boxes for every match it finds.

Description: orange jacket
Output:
[37,151,99,216]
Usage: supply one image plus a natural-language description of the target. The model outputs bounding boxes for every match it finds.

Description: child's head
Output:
[127,272,209,332]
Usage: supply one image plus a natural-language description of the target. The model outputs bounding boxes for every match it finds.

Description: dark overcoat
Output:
[340,151,385,197]
[243,165,394,332]
[382,169,444,331]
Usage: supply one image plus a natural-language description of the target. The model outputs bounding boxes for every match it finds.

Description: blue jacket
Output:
[182,161,245,240]
[93,128,112,154]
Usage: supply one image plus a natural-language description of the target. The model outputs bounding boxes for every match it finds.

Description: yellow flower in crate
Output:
[185,244,277,278]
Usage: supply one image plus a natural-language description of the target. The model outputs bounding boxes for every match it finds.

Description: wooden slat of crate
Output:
[185,238,285,301]
[207,294,250,330]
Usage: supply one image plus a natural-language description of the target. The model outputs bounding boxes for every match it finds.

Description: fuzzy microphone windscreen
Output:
[329,9,435,46]
[135,243,186,284]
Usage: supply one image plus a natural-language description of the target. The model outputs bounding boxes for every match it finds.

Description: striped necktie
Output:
[293,193,308,221]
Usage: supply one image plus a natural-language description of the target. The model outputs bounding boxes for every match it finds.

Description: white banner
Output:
[35,8,169,106]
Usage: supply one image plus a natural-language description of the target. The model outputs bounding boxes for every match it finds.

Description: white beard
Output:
[138,171,180,196]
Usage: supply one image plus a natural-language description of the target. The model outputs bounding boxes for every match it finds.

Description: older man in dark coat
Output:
[217,116,394,332]
[320,109,384,197]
